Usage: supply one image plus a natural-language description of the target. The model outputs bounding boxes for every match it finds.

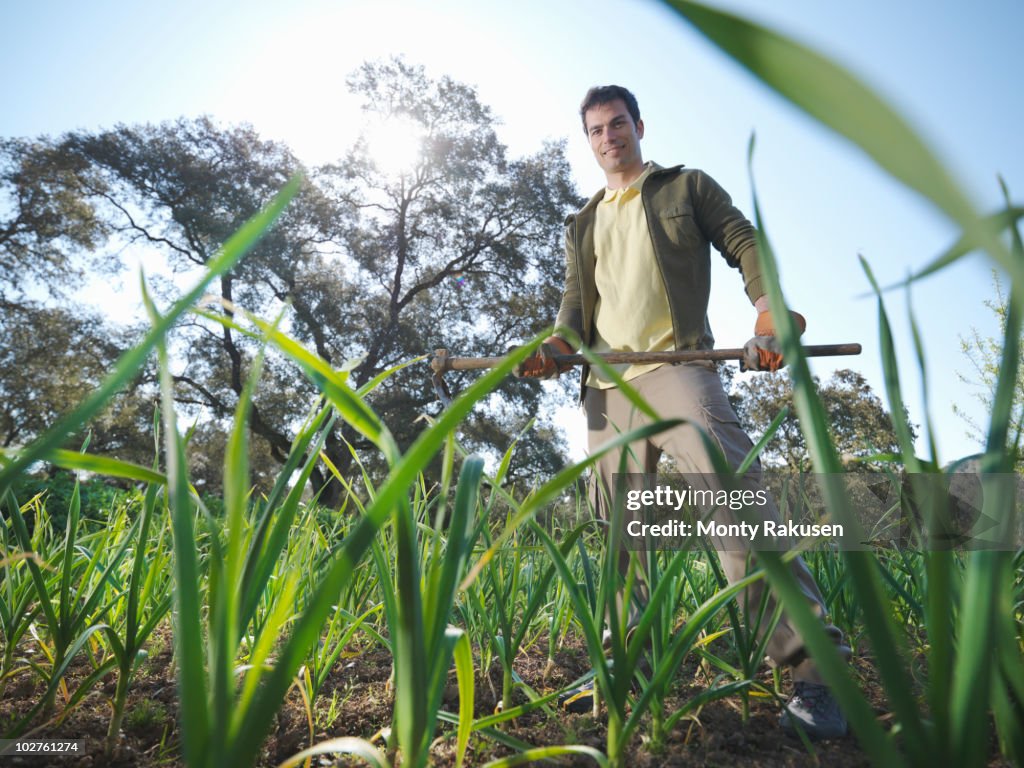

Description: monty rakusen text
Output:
[623,485,844,542]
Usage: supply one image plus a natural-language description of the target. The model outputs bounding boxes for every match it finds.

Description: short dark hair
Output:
[579,86,641,133]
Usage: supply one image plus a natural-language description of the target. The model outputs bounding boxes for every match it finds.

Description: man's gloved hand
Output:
[742,310,807,372]
[513,337,573,379]
[742,337,785,372]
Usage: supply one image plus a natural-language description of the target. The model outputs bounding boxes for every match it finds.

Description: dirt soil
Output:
[0,628,1008,767]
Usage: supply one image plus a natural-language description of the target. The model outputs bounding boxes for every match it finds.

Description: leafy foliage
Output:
[732,367,912,469]
[0,137,110,309]
[956,271,1024,467]
[0,304,155,459]
[0,60,582,500]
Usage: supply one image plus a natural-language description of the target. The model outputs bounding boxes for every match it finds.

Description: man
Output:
[516,85,849,739]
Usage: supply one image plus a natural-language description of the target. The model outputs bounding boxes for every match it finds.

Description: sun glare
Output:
[362,115,425,177]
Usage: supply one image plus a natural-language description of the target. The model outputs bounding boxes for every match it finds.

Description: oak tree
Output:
[3,59,581,501]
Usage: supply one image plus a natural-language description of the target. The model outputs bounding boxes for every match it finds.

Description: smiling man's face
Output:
[584,99,645,186]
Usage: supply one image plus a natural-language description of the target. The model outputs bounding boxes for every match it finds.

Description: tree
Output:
[955,271,1024,468]
[0,303,155,461]
[731,368,911,470]
[0,137,110,310]
[5,59,581,503]
[321,58,581,483]
[1,141,155,470]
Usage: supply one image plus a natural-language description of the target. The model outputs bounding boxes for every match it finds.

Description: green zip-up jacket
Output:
[554,164,765,398]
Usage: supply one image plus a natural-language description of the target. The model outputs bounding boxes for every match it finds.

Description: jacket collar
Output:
[565,163,686,225]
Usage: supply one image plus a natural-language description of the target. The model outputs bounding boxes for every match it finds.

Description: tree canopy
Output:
[732,367,912,471]
[1,138,109,301]
[0,58,582,502]
[0,304,153,457]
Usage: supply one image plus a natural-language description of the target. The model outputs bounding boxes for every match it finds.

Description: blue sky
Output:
[3,0,1022,464]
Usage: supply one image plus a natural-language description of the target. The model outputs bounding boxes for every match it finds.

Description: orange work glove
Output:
[513,337,574,379]
[742,310,806,372]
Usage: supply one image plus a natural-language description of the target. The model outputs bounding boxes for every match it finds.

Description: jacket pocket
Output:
[656,203,703,251]
[660,203,694,219]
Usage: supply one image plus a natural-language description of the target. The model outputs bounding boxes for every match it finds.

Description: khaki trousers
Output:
[585,362,848,681]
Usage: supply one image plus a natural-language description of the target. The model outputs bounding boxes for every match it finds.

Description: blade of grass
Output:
[890,206,1024,287]
[480,745,609,768]
[745,144,915,766]
[451,628,474,768]
[275,737,388,768]
[948,275,1021,764]
[460,418,682,592]
[659,0,1019,293]
[1,451,166,486]
[229,336,545,765]
[210,324,274,764]
[143,275,210,767]
[239,406,335,630]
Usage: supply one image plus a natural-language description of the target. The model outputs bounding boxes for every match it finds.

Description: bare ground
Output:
[0,628,1008,767]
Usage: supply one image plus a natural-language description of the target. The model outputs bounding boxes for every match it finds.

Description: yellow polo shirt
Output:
[587,163,675,388]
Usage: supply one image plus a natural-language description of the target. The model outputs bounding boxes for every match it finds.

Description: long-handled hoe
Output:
[429,344,862,406]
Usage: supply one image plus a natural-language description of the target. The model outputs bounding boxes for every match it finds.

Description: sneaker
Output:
[779,681,848,739]
[559,680,596,714]
[558,656,652,714]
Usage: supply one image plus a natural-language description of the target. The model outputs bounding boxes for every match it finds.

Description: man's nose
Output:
[607,125,627,141]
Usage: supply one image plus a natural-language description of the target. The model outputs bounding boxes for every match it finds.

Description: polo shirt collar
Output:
[602,161,662,201]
